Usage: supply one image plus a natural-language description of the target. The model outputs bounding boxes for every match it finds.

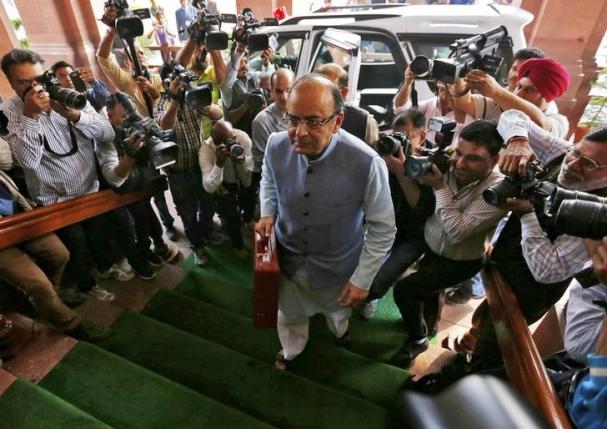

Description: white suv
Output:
[250,3,533,128]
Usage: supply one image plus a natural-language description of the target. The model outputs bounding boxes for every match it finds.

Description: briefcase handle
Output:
[255,230,276,263]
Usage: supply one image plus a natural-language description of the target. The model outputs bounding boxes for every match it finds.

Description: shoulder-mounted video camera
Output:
[404,116,455,178]
[410,26,512,84]
[231,10,279,51]
[483,161,607,239]
[160,62,212,110]
[39,71,87,110]
[117,104,177,170]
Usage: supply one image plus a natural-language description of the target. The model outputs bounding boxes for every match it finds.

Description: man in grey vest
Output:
[256,74,395,370]
[317,63,379,146]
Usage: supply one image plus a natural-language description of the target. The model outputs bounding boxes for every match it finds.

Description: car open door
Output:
[308,28,362,105]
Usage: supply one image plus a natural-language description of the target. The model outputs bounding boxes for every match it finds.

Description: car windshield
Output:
[248,34,305,73]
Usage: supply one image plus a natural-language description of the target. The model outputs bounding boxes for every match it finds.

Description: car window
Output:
[361,39,395,64]
[311,43,352,72]
[248,33,305,72]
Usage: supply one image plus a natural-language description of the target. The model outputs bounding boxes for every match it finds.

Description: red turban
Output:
[517,58,569,102]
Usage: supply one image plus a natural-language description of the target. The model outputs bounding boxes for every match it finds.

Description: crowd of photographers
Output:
[0,1,605,421]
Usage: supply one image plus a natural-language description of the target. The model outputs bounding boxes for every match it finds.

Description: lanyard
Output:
[41,121,79,157]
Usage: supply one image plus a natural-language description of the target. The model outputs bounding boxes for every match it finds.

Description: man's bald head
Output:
[269,68,295,111]
[271,68,295,89]
[211,120,235,143]
[317,63,349,98]
[288,74,344,116]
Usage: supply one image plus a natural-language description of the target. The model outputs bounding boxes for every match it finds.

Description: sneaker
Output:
[117,258,133,274]
[98,264,135,282]
[154,243,180,263]
[359,299,379,321]
[165,225,178,242]
[145,251,165,268]
[57,287,85,308]
[194,247,208,267]
[88,285,115,302]
[132,263,158,280]
[66,321,111,341]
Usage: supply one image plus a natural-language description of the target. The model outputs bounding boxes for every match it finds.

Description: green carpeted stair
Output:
[0,243,410,428]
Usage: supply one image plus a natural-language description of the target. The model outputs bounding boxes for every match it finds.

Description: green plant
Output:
[580,67,607,128]
[10,18,22,31]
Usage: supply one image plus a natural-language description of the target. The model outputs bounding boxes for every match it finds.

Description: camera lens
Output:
[405,156,433,179]
[410,56,433,79]
[230,144,244,157]
[376,135,400,156]
[555,200,607,240]
[482,178,522,206]
[48,86,87,110]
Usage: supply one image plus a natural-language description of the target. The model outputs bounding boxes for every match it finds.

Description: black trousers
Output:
[215,186,246,250]
[103,207,150,273]
[393,248,482,340]
[56,215,114,292]
[127,198,164,254]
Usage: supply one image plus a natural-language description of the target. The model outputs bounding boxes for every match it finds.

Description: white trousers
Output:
[277,270,351,360]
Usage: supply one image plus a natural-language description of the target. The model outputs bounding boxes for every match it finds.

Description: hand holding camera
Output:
[136,76,159,100]
[202,104,223,120]
[122,134,146,159]
[167,76,185,101]
[499,137,538,177]
[382,144,406,177]
[101,2,120,27]
[464,70,502,99]
[215,144,230,168]
[418,164,446,190]
[50,99,81,123]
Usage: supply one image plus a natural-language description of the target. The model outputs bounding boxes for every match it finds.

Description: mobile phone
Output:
[70,71,87,93]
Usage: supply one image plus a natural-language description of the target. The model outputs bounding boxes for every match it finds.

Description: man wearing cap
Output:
[451,57,570,138]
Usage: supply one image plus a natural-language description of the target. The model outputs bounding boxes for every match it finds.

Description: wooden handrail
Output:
[0,177,167,251]
[482,262,572,429]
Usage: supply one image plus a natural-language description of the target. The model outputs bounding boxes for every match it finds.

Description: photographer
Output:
[467,110,607,367]
[390,120,507,367]
[452,55,570,138]
[0,49,130,302]
[51,61,111,112]
[155,64,223,266]
[317,63,379,146]
[199,120,253,258]
[360,109,435,321]
[105,92,179,270]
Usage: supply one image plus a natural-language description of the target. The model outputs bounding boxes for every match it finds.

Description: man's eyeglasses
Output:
[285,114,336,130]
[566,146,607,172]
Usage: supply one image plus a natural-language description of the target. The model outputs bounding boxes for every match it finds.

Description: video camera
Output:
[410,26,512,84]
[232,9,279,51]
[246,88,269,111]
[404,117,455,178]
[39,71,87,110]
[483,162,607,239]
[161,62,212,110]
[215,136,244,158]
[376,132,411,157]
[118,113,177,170]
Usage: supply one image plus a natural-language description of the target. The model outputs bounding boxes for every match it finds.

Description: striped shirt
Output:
[1,97,115,206]
[424,168,506,261]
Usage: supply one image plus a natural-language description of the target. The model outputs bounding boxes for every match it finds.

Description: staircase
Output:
[0,243,410,429]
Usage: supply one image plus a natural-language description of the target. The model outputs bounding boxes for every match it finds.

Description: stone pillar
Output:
[0,2,21,100]
[521,0,607,134]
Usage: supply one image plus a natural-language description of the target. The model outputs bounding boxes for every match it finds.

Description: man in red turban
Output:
[451,54,570,139]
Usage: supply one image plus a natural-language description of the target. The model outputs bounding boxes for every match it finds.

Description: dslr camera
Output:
[245,88,269,111]
[483,161,607,239]
[404,117,455,178]
[216,136,244,158]
[39,71,87,110]
[118,113,177,170]
[410,26,511,84]
[161,62,212,110]
[376,132,411,157]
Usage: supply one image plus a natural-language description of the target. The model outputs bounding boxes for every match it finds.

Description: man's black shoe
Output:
[57,288,85,308]
[334,329,352,349]
[392,337,429,367]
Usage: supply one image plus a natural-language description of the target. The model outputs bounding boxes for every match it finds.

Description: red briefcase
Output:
[253,230,281,328]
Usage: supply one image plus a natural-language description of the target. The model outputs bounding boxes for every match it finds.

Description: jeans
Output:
[393,248,482,340]
[166,167,215,248]
[367,236,426,301]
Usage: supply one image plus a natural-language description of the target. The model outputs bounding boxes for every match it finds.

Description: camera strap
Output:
[41,122,78,157]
